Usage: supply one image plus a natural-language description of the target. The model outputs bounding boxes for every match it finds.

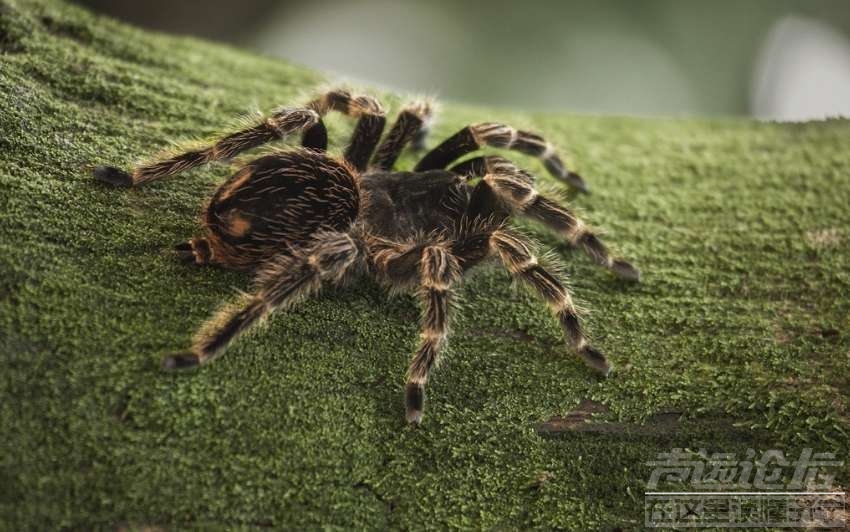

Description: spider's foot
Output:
[611,259,641,282]
[162,351,201,370]
[405,383,424,425]
[580,345,613,377]
[564,171,589,194]
[93,165,134,187]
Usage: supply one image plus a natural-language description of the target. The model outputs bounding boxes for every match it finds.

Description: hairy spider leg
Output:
[372,220,613,424]
[405,245,460,424]
[93,108,319,186]
[460,192,613,376]
[454,156,640,281]
[415,122,589,193]
[163,231,362,369]
[489,230,613,376]
[371,100,433,170]
[371,238,461,425]
[301,89,386,171]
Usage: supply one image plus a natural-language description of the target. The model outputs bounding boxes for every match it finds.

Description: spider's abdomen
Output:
[202,149,359,270]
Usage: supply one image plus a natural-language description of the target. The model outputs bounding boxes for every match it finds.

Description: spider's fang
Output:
[174,241,194,262]
[93,165,134,187]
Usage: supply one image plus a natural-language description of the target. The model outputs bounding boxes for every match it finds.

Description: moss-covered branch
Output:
[2,0,848,528]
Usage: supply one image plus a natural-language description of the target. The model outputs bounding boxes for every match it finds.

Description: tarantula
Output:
[94,89,639,424]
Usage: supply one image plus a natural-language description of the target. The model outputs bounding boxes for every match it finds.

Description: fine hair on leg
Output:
[415,122,589,192]
[489,229,612,376]
[525,196,640,281]
[474,157,640,281]
[371,238,461,424]
[162,231,361,369]
[404,244,461,424]
[303,89,387,171]
[93,107,319,186]
[372,99,433,170]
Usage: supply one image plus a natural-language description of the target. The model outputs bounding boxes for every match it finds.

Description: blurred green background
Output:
[74,0,850,119]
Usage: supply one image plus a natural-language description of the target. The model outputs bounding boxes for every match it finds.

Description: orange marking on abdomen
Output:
[223,209,252,237]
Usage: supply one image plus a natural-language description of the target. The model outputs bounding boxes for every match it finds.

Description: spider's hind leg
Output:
[163,230,362,369]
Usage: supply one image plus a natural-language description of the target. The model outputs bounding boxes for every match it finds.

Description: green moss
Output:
[2,0,849,529]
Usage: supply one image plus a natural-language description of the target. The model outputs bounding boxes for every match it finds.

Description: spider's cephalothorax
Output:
[94,89,640,424]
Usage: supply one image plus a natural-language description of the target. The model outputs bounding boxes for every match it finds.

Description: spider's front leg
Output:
[415,122,589,192]
[302,89,386,171]
[373,240,461,424]
[371,99,433,170]
[94,107,319,187]
[163,231,361,369]
[490,230,613,376]
[456,156,640,281]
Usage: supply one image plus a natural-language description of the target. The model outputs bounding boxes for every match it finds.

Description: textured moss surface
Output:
[1,0,849,529]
